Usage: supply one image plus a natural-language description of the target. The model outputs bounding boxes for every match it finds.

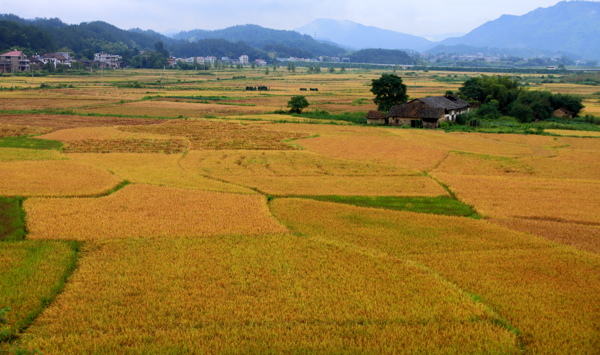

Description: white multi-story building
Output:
[94,53,122,69]
[239,55,249,65]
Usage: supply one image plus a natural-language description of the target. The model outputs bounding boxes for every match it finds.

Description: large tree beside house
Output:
[370,74,408,112]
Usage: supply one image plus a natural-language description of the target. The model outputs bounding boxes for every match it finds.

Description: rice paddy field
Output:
[0,67,598,354]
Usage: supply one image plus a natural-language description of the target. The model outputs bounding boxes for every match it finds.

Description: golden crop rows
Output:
[25,184,287,240]
[0,160,122,197]
[432,173,600,224]
[18,236,519,353]
[0,148,64,162]
[69,153,255,194]
[270,198,600,354]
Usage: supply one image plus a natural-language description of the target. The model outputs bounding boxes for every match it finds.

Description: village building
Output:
[94,53,122,69]
[386,95,471,128]
[239,55,249,65]
[552,107,574,119]
[40,53,71,68]
[366,110,387,125]
[0,50,30,72]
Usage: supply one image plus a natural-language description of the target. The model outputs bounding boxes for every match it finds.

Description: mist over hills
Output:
[295,19,435,52]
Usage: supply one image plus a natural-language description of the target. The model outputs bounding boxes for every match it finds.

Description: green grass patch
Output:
[0,197,26,241]
[298,195,481,218]
[0,240,79,344]
[291,110,367,124]
[0,137,63,150]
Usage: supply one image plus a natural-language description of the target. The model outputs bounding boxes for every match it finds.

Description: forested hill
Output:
[439,1,600,60]
[173,25,345,58]
[0,15,349,63]
[349,49,417,65]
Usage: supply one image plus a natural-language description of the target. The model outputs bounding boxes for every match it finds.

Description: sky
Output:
[0,0,576,37]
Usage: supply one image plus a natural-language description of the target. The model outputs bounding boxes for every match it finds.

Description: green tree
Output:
[287,96,309,114]
[370,74,408,112]
[328,66,335,73]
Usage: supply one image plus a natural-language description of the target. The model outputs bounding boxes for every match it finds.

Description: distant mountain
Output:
[174,24,345,58]
[439,1,600,60]
[295,19,435,52]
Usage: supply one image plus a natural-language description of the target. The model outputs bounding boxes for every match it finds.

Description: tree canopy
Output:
[370,74,409,112]
[457,75,583,122]
[287,96,310,114]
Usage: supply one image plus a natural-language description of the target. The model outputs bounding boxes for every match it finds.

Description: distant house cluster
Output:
[368,95,471,129]
[0,50,123,72]
[175,55,257,67]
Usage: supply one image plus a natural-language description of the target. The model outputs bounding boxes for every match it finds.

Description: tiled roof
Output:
[1,50,25,57]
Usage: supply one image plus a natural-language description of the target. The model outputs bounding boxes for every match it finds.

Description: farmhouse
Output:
[0,50,30,72]
[553,108,574,119]
[366,110,387,125]
[387,95,471,128]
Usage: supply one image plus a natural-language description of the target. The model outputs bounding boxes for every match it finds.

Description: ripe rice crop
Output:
[270,198,600,354]
[182,150,417,177]
[120,120,308,150]
[431,173,600,224]
[0,124,53,138]
[69,153,255,194]
[0,148,64,162]
[545,129,600,137]
[389,129,541,157]
[63,138,187,153]
[18,236,519,353]
[214,175,446,196]
[520,149,600,180]
[0,240,77,344]
[296,134,448,172]
[0,98,120,111]
[433,151,537,177]
[490,218,600,254]
[0,160,122,197]
[25,184,286,240]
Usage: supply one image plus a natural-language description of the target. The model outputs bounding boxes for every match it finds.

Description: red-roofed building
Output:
[0,50,30,72]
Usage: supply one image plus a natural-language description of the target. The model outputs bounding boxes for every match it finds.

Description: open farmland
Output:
[0,68,599,354]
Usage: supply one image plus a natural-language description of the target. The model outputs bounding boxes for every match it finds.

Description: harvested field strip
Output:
[0,197,25,241]
[546,129,600,137]
[0,160,123,197]
[0,148,64,162]
[490,218,600,254]
[25,184,287,241]
[69,153,255,194]
[120,120,308,150]
[62,138,187,154]
[431,173,600,225]
[294,195,480,218]
[270,198,600,354]
[0,114,164,131]
[37,126,180,142]
[0,124,53,138]
[0,240,78,344]
[0,137,63,150]
[18,236,519,353]
[182,150,418,177]
[212,175,448,197]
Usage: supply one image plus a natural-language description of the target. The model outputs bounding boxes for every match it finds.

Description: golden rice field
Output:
[25,184,286,240]
[0,68,599,353]
[270,198,600,354]
[17,236,519,354]
[0,160,122,197]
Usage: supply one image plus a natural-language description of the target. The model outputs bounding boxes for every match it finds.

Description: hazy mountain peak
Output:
[296,18,435,52]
